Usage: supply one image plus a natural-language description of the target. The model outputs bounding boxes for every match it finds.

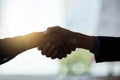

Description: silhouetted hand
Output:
[38,26,76,59]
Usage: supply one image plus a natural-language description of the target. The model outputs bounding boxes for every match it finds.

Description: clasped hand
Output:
[38,26,76,59]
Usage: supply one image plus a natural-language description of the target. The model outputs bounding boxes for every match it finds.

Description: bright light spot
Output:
[0,0,64,75]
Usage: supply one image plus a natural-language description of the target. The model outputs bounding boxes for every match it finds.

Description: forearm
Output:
[71,32,94,51]
[0,32,43,58]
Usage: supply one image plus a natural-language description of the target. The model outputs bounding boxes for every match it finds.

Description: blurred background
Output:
[0,0,120,80]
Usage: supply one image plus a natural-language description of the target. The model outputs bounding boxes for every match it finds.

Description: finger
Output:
[51,50,58,59]
[57,49,70,59]
[37,46,43,50]
[65,40,76,51]
[58,53,67,59]
[37,39,46,50]
[63,54,67,58]
[46,26,59,34]
[57,50,67,59]
[57,52,67,59]
[41,43,50,55]
[61,40,72,54]
[45,45,55,57]
[59,53,67,58]
[58,55,63,59]
[54,41,70,59]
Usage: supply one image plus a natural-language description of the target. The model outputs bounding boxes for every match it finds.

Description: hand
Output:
[45,26,77,50]
[45,26,94,51]
[45,26,75,41]
[38,26,76,59]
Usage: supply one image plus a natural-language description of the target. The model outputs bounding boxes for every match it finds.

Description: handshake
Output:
[29,26,94,59]
[0,26,94,64]
[36,26,77,59]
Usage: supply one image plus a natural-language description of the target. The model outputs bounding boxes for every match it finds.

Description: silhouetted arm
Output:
[71,33,120,62]
[45,26,120,62]
[0,32,43,64]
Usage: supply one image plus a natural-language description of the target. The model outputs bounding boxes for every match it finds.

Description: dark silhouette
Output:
[0,31,75,64]
[0,26,120,64]
[39,26,120,62]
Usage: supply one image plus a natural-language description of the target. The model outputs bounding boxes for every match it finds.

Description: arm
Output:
[61,32,120,62]
[70,32,94,51]
[0,32,43,64]
[44,26,120,62]
[42,26,94,59]
[0,31,74,64]
[63,31,120,62]
[45,26,94,51]
[72,34,120,62]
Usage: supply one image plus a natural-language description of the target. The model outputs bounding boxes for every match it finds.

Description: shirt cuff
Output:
[91,36,100,55]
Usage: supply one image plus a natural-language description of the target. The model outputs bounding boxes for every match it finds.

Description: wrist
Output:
[21,32,44,49]
[70,32,94,51]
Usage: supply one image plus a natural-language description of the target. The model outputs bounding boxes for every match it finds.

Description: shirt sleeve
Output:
[90,36,100,55]
[94,37,120,62]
